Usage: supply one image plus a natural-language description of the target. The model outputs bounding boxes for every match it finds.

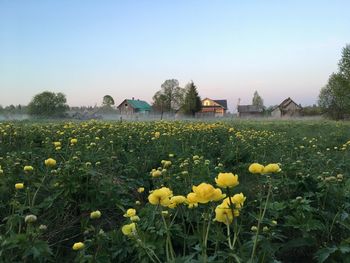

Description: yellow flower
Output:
[222,193,246,209]
[154,131,160,138]
[23,165,34,172]
[72,242,85,250]
[121,223,136,236]
[186,192,198,208]
[168,195,187,208]
[124,208,136,217]
[151,170,162,178]
[262,163,281,174]
[15,183,24,189]
[192,183,225,204]
[90,210,102,219]
[70,138,78,145]
[44,158,57,167]
[148,187,173,206]
[130,216,140,222]
[137,187,145,193]
[53,142,61,147]
[249,163,265,174]
[214,204,239,225]
[215,173,239,188]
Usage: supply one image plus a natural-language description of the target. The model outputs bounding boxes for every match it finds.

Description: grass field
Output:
[0,120,349,263]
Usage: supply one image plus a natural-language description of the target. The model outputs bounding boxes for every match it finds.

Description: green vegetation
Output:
[0,120,349,262]
[319,44,350,119]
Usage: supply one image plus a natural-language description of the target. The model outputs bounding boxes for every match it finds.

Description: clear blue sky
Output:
[1,0,349,110]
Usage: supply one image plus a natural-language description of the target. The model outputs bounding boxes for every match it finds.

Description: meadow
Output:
[0,120,349,263]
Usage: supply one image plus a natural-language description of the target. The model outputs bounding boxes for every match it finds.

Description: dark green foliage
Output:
[27,91,69,118]
[182,81,202,116]
[319,44,350,120]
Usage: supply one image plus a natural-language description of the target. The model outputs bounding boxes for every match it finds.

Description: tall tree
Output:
[152,79,185,113]
[319,44,350,119]
[28,91,69,117]
[102,95,115,107]
[252,91,264,108]
[182,81,202,116]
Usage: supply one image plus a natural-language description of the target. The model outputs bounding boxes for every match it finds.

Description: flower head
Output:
[215,173,239,188]
[168,195,187,209]
[137,187,145,193]
[23,165,34,172]
[45,158,57,167]
[191,183,225,204]
[148,187,173,206]
[15,183,24,189]
[72,242,85,251]
[249,163,264,174]
[121,223,136,236]
[262,163,281,174]
[124,208,136,217]
[90,210,102,219]
[25,214,37,224]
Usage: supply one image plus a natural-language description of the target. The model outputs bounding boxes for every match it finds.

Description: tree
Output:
[319,44,350,119]
[182,81,202,116]
[252,91,264,108]
[339,44,350,80]
[319,73,350,119]
[102,95,115,107]
[28,91,69,117]
[152,79,185,113]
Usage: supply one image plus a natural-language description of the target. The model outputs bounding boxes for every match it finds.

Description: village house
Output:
[117,98,152,115]
[200,98,228,117]
[237,105,264,118]
[271,97,302,118]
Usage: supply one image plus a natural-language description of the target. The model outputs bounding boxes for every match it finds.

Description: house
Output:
[117,98,152,115]
[271,97,302,118]
[200,98,228,117]
[237,105,264,118]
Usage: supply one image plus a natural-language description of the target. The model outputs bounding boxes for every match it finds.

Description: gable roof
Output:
[237,105,264,113]
[278,97,302,109]
[214,100,228,110]
[117,99,151,110]
[202,98,228,110]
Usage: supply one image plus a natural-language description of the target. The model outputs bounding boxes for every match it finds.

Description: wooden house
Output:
[237,105,264,118]
[117,98,151,115]
[271,97,302,118]
[200,98,228,117]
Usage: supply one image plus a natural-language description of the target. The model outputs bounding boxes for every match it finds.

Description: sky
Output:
[1,0,350,111]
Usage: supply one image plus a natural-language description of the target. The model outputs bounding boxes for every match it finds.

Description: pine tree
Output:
[252,91,264,108]
[182,81,202,116]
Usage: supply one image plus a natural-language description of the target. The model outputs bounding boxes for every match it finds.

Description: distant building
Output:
[200,98,228,117]
[271,97,302,118]
[237,105,264,118]
[117,98,151,115]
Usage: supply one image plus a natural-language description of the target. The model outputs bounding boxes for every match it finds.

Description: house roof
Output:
[278,97,302,109]
[117,99,151,110]
[213,100,228,110]
[202,98,228,110]
[237,105,264,113]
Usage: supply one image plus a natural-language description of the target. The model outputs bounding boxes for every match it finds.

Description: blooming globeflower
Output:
[191,183,225,204]
[148,187,173,207]
[124,208,136,217]
[15,183,24,190]
[215,173,239,188]
[262,163,281,174]
[70,138,78,145]
[121,223,136,236]
[248,163,265,174]
[90,210,102,219]
[45,158,57,167]
[72,242,85,251]
[137,187,145,193]
[23,165,34,172]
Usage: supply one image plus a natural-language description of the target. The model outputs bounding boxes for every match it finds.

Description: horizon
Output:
[1,1,350,111]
